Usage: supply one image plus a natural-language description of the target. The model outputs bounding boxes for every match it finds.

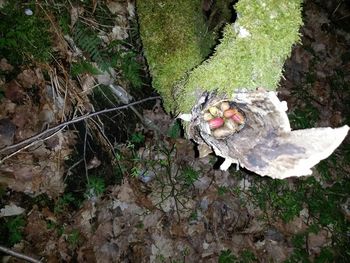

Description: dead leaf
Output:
[0,203,25,217]
[80,74,96,93]
[110,25,128,40]
[308,230,331,254]
[70,6,84,28]
[0,58,14,71]
[0,118,16,148]
[87,156,101,170]
[127,0,135,18]
[13,166,34,181]
[0,99,16,117]
[74,201,96,237]
[38,103,55,127]
[12,104,38,130]
[198,143,212,158]
[265,240,292,262]
[24,207,51,247]
[17,69,37,88]
[4,80,25,102]
[106,2,126,15]
[77,246,96,263]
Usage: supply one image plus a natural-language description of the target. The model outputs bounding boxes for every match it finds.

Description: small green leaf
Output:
[219,249,237,263]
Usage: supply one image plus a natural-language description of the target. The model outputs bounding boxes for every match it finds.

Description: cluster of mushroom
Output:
[203,101,245,139]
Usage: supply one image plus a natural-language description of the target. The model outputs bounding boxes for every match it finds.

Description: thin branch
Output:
[64,158,83,182]
[0,96,161,158]
[83,121,89,184]
[0,127,64,164]
[0,245,42,263]
[89,117,116,155]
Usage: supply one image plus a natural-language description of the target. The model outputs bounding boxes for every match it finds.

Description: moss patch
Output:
[177,0,303,112]
[137,0,303,113]
[137,0,215,111]
[0,1,52,65]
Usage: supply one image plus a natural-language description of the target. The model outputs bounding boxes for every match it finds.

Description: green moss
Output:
[137,0,303,113]
[137,0,215,111]
[0,1,52,65]
[177,0,303,112]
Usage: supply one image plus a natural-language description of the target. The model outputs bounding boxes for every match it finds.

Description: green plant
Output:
[156,254,166,262]
[119,50,143,89]
[73,22,110,71]
[218,186,229,196]
[316,160,332,181]
[0,1,52,65]
[73,21,143,89]
[114,152,127,180]
[136,221,144,229]
[46,220,56,230]
[106,40,143,88]
[67,229,81,249]
[58,12,70,35]
[248,151,350,262]
[0,216,26,246]
[131,166,141,178]
[85,176,105,199]
[71,60,101,77]
[218,249,257,263]
[189,211,198,221]
[289,105,319,129]
[91,2,116,27]
[314,248,334,263]
[54,193,75,214]
[180,166,199,186]
[285,233,310,263]
[239,250,257,263]
[250,179,304,223]
[8,216,25,245]
[219,249,237,263]
[46,221,65,237]
[31,193,52,208]
[167,121,182,138]
[130,132,145,145]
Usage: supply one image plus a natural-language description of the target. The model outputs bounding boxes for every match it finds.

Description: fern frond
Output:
[73,22,111,71]
[71,61,101,77]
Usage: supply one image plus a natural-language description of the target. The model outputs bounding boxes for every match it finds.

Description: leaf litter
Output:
[0,0,349,262]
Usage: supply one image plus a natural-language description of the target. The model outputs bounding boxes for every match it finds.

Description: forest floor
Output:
[0,0,349,262]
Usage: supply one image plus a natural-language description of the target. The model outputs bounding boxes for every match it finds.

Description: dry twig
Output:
[0,96,161,162]
[0,245,42,263]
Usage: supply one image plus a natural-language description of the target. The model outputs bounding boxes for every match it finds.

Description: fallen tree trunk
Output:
[137,0,349,178]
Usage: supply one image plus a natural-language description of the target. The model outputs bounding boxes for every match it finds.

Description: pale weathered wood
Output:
[186,90,349,179]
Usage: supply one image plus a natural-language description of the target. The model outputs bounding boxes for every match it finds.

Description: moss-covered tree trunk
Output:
[137,0,349,178]
[136,0,214,112]
[138,0,302,112]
